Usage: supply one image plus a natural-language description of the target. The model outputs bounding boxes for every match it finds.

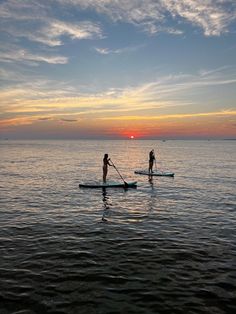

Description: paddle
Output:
[154,150,164,174]
[109,159,129,188]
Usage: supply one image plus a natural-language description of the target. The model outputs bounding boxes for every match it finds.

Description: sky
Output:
[0,0,236,139]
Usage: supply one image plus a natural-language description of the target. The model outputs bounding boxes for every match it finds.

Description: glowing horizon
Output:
[0,1,236,139]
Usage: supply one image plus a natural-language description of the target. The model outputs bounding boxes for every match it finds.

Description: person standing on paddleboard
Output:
[103,153,112,183]
[149,149,156,173]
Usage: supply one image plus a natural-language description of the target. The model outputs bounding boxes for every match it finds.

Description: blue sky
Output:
[0,0,236,139]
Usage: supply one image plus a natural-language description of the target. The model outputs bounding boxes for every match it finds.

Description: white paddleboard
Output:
[79,181,137,188]
[134,170,174,177]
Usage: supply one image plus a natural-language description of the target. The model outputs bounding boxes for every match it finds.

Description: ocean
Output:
[0,140,235,314]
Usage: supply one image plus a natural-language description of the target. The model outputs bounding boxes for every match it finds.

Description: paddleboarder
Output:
[149,149,156,173]
[103,153,112,183]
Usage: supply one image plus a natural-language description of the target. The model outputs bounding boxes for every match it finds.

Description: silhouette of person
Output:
[149,149,155,173]
[103,153,112,183]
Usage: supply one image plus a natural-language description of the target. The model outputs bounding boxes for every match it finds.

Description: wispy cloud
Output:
[0,48,68,65]
[2,19,103,47]
[1,66,235,124]
[94,45,144,55]
[60,118,77,122]
[0,0,104,47]
[54,0,236,36]
[51,20,102,39]
[162,0,236,36]
[1,0,234,60]
[0,0,48,21]
[38,117,52,121]
[94,47,122,55]
[99,110,236,121]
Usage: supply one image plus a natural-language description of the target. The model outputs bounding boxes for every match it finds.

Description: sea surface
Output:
[0,140,235,314]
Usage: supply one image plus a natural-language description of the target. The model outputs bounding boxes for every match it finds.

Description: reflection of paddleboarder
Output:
[149,149,156,173]
[103,154,112,183]
[102,188,109,222]
[148,175,153,186]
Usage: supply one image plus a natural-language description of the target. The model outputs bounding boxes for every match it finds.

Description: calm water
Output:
[0,140,235,314]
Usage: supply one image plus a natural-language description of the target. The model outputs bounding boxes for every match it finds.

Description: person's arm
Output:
[108,160,113,166]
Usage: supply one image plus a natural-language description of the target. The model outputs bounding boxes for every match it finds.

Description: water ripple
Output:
[0,140,235,314]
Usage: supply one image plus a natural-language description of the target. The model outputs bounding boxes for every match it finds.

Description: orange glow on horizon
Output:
[1,110,236,139]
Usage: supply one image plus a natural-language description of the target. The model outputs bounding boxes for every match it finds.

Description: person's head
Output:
[104,153,108,159]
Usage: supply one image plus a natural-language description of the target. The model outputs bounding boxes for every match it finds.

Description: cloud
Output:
[1,0,234,54]
[94,47,127,55]
[0,1,103,47]
[0,0,48,21]
[20,20,104,47]
[54,0,236,36]
[2,19,103,47]
[0,48,68,65]
[162,0,236,36]
[0,116,35,128]
[94,44,145,55]
[38,117,52,121]
[98,110,236,121]
[1,66,235,128]
[54,0,171,35]
[49,20,103,41]
[60,118,77,122]
[94,47,120,55]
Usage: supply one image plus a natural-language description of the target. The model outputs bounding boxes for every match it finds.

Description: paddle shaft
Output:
[154,158,157,171]
[109,159,128,186]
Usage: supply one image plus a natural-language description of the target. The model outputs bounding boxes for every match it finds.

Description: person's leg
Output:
[150,161,153,172]
[103,166,108,183]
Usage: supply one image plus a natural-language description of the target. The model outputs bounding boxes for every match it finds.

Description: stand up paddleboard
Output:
[134,170,174,177]
[79,181,137,188]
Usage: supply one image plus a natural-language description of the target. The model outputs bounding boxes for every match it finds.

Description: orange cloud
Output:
[1,109,235,139]
[100,110,236,139]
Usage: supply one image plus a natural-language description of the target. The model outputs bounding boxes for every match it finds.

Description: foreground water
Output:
[0,140,235,314]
